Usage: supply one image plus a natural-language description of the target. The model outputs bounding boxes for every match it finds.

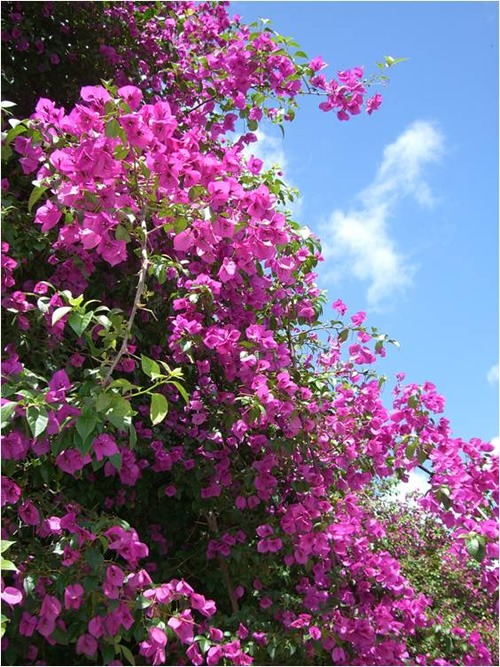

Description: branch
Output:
[103,209,149,386]
[206,512,239,614]
[418,464,434,477]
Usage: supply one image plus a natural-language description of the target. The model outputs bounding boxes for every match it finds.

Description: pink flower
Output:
[168,609,194,644]
[256,524,274,538]
[1,586,23,606]
[64,583,84,610]
[1,476,21,506]
[76,633,98,657]
[56,449,89,475]
[18,499,40,525]
[332,299,347,315]
[186,643,204,666]
[351,311,366,326]
[190,593,217,617]
[105,565,125,587]
[93,434,119,461]
[36,615,56,638]
[117,85,143,110]
[366,93,383,115]
[34,201,62,232]
[310,56,327,72]
[19,612,38,637]
[139,627,167,666]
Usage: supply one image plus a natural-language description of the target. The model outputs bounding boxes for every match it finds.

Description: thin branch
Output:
[418,464,434,477]
[206,512,239,615]
[103,209,149,387]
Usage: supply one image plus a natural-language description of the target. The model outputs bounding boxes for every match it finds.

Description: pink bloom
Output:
[117,85,143,110]
[168,609,194,644]
[1,586,23,606]
[105,565,125,587]
[93,434,119,461]
[351,311,366,326]
[76,633,98,657]
[366,92,383,115]
[56,449,89,475]
[256,524,274,538]
[310,56,327,72]
[139,627,167,666]
[190,593,217,617]
[19,612,38,637]
[332,299,347,315]
[1,476,21,506]
[88,616,104,638]
[186,643,204,666]
[18,499,40,525]
[34,201,62,233]
[37,615,56,637]
[64,583,84,610]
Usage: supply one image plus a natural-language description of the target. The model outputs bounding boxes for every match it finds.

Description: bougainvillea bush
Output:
[1,2,498,665]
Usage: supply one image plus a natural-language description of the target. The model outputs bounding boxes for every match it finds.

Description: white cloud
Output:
[320,121,444,309]
[245,129,288,172]
[487,363,499,385]
[490,436,500,456]
[243,128,303,218]
[393,468,430,502]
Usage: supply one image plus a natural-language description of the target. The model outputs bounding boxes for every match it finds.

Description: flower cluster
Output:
[1,2,497,666]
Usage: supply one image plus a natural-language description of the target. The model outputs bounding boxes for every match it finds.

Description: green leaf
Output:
[75,408,97,445]
[0,541,15,554]
[170,380,189,404]
[5,122,27,145]
[51,306,72,326]
[338,329,350,343]
[106,395,133,429]
[28,185,48,214]
[109,453,122,472]
[114,144,130,160]
[141,354,161,379]
[150,393,168,425]
[466,535,486,562]
[105,118,121,138]
[120,645,136,666]
[0,401,17,429]
[68,311,93,336]
[95,393,112,413]
[26,406,49,438]
[1,558,17,572]
[85,547,104,570]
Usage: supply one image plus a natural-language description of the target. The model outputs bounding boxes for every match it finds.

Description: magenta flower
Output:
[168,609,195,644]
[1,586,23,606]
[18,499,40,525]
[139,627,167,666]
[64,583,84,610]
[93,434,119,461]
[76,633,98,657]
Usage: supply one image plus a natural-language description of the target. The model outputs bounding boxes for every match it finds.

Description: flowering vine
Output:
[1,2,497,666]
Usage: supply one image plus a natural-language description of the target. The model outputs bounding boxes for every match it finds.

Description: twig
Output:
[103,209,149,386]
[206,512,239,614]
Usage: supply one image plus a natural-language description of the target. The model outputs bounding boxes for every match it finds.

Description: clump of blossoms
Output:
[1,2,498,666]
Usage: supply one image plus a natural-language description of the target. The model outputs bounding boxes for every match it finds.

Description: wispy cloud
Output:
[245,129,288,171]
[487,363,499,385]
[394,468,430,502]
[320,121,445,309]
[244,128,302,218]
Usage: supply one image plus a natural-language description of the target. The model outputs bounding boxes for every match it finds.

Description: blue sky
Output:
[233,1,499,447]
